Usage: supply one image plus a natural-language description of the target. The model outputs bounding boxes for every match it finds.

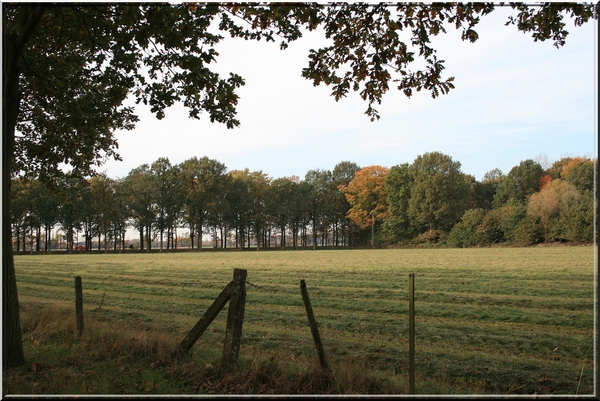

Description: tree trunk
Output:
[15,226,20,252]
[312,218,317,250]
[67,227,74,254]
[2,4,46,368]
[371,218,375,248]
[146,224,151,251]
[36,225,40,251]
[198,220,203,250]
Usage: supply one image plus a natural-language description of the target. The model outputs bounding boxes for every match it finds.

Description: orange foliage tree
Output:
[560,156,596,193]
[538,174,553,190]
[339,165,390,247]
[528,179,580,242]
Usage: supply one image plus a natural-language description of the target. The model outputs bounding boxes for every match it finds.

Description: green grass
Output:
[3,246,596,395]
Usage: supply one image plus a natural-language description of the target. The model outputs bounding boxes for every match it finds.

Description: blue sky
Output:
[103,6,597,182]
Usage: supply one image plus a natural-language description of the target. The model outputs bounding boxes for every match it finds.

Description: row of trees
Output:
[382,153,596,247]
[11,153,596,252]
[10,157,363,252]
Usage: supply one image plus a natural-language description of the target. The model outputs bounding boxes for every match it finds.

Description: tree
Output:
[151,158,183,250]
[55,175,88,253]
[527,179,560,242]
[224,169,271,249]
[208,173,233,249]
[538,174,553,190]
[331,161,360,246]
[560,156,596,193]
[471,168,505,211]
[534,153,553,172]
[8,177,58,252]
[477,209,505,245]
[528,179,582,243]
[245,171,272,250]
[297,3,596,120]
[267,177,294,248]
[547,157,574,179]
[495,199,529,244]
[482,168,505,183]
[110,179,131,251]
[567,190,595,243]
[123,165,155,251]
[492,159,544,208]
[9,178,31,252]
[406,152,471,236]
[340,166,390,247]
[305,169,336,248]
[180,157,228,250]
[4,1,596,369]
[225,171,253,248]
[89,174,115,250]
[289,179,313,248]
[383,163,414,242]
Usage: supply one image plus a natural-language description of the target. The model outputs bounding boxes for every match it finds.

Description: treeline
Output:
[10,152,596,252]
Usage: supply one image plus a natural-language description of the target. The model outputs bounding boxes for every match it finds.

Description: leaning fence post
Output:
[300,279,328,370]
[221,268,247,370]
[75,276,84,336]
[409,272,415,394]
[175,282,233,357]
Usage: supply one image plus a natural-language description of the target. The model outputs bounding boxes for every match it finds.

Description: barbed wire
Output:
[179,281,231,289]
[178,278,302,296]
[244,280,304,296]
[245,280,262,290]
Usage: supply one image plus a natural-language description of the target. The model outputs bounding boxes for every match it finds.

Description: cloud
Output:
[104,7,596,183]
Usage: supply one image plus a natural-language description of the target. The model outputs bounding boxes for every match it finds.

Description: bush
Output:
[412,229,446,244]
[496,200,528,243]
[477,209,505,245]
[513,215,543,245]
[447,208,486,247]
[566,190,595,243]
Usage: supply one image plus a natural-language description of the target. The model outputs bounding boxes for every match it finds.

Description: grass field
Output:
[3,246,597,396]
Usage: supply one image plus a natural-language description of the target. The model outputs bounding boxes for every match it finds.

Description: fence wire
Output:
[178,279,301,296]
[244,279,306,296]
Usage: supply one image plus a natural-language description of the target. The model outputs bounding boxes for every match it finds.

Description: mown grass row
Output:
[6,246,596,395]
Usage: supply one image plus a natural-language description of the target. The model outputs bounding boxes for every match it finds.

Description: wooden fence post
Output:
[221,268,247,369]
[175,282,233,356]
[300,279,328,370]
[409,272,415,394]
[75,276,83,337]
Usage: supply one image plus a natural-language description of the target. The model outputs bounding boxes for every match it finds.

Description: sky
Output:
[101,6,598,183]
